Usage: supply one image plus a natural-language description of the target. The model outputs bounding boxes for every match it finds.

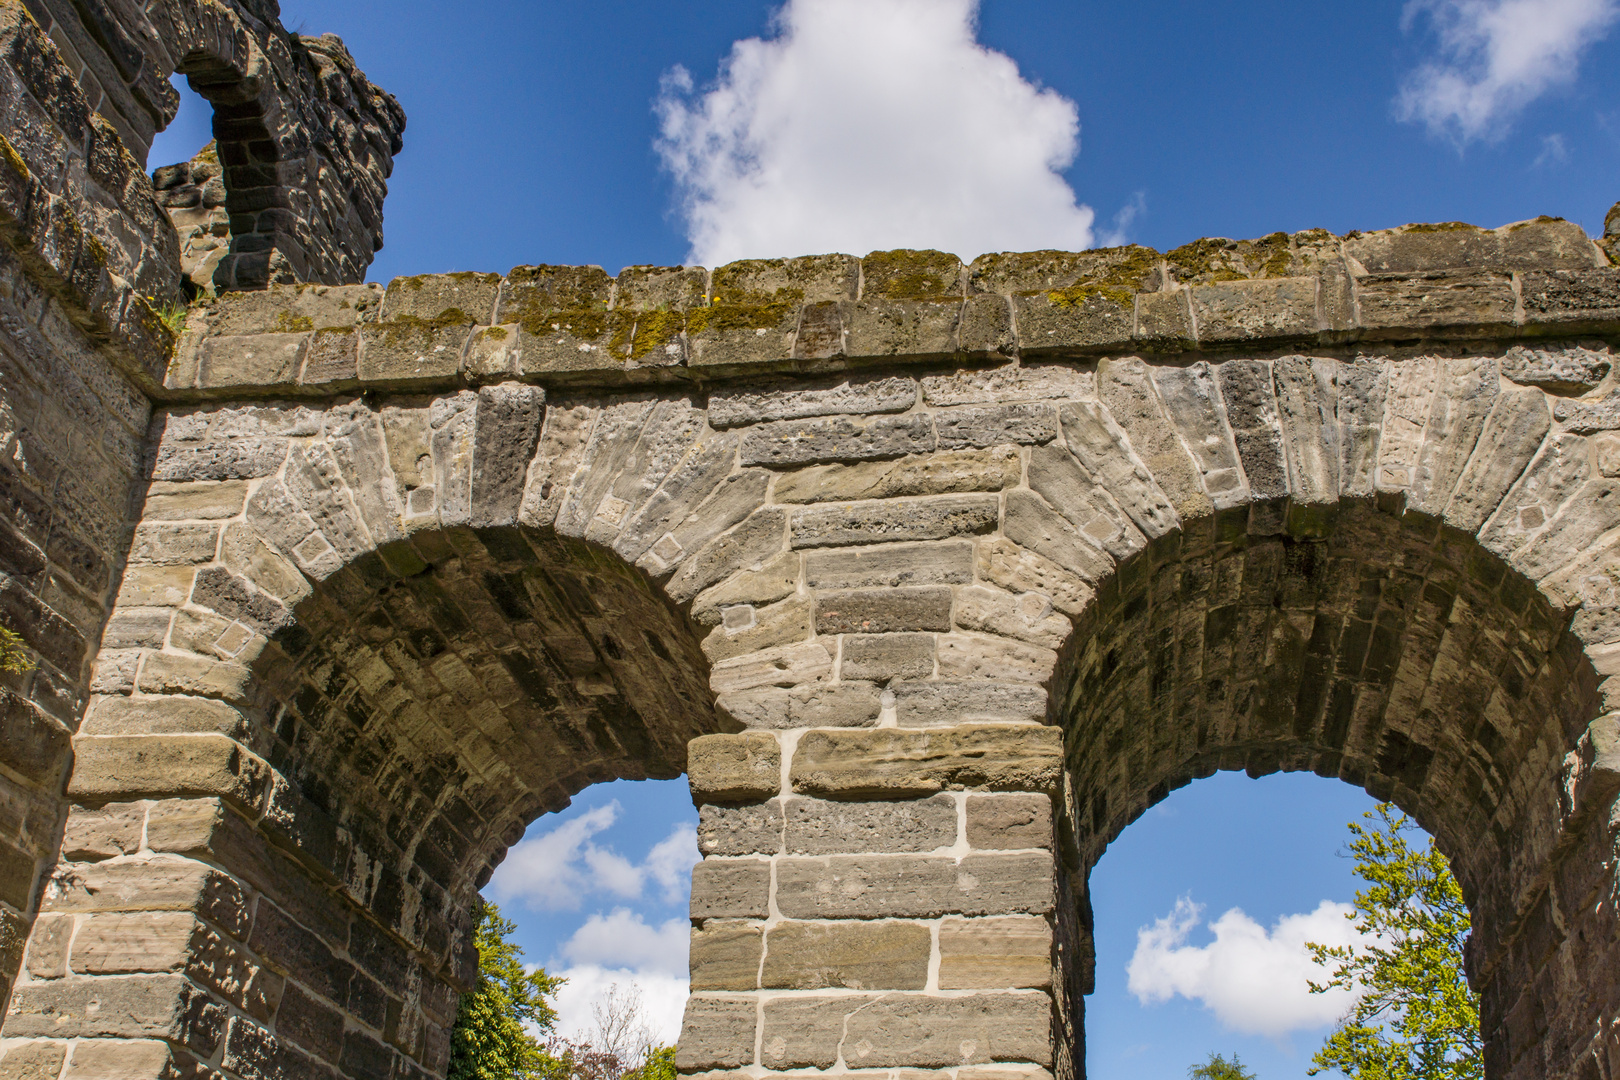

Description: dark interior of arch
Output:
[243,524,720,977]
[1050,499,1602,1077]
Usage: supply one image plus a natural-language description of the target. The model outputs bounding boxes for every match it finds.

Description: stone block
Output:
[709,642,833,694]
[689,922,763,991]
[1134,290,1194,347]
[709,376,916,427]
[68,735,271,812]
[688,732,781,803]
[81,696,250,740]
[792,725,1062,798]
[44,858,250,937]
[759,996,849,1069]
[691,551,800,626]
[1520,268,1620,328]
[938,916,1053,989]
[61,1039,206,1080]
[1355,271,1516,336]
[840,633,936,681]
[698,802,784,856]
[68,912,197,974]
[921,364,1095,406]
[662,501,783,602]
[701,596,812,663]
[358,317,472,383]
[691,858,771,919]
[197,333,307,388]
[150,437,289,483]
[805,541,974,589]
[301,327,359,385]
[786,794,957,854]
[846,299,962,360]
[1001,489,1113,584]
[139,481,251,522]
[116,565,197,607]
[936,633,1059,683]
[815,586,953,634]
[676,996,758,1071]
[133,654,253,704]
[1012,291,1135,355]
[1500,345,1610,394]
[203,284,382,336]
[1189,277,1318,345]
[791,495,999,548]
[843,992,1054,1068]
[761,919,931,990]
[959,293,1015,355]
[974,537,1095,617]
[0,1041,65,1079]
[773,447,1021,504]
[966,793,1053,851]
[935,403,1058,448]
[716,681,885,730]
[129,523,220,565]
[25,913,69,978]
[61,802,146,860]
[739,413,935,467]
[381,272,502,323]
[892,680,1049,727]
[4,975,225,1052]
[952,585,1071,649]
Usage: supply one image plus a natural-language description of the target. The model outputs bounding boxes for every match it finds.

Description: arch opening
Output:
[1052,500,1605,1080]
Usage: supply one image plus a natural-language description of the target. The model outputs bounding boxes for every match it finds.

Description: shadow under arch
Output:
[1050,498,1604,1080]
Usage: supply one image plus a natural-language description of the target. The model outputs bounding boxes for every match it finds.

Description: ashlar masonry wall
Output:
[3,208,1620,1079]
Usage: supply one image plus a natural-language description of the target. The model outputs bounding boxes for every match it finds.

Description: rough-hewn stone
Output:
[791,727,1063,798]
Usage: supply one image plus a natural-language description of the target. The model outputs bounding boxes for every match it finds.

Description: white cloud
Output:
[1397,0,1620,143]
[561,908,690,978]
[1126,897,1362,1039]
[487,805,698,912]
[548,964,690,1049]
[654,0,1095,266]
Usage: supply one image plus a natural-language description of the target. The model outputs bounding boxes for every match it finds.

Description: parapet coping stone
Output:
[158,213,1620,402]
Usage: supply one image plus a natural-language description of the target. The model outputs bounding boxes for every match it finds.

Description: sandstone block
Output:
[1025,444,1146,561]
[840,634,936,682]
[197,333,307,388]
[791,495,999,548]
[716,681,884,730]
[663,502,783,602]
[1001,490,1112,584]
[740,414,935,467]
[921,363,1095,405]
[815,586,953,634]
[676,996,757,1071]
[150,438,289,483]
[688,732,781,803]
[776,852,1054,918]
[381,272,502,324]
[974,537,1095,617]
[68,735,271,812]
[708,642,833,694]
[938,915,1053,990]
[966,793,1053,851]
[935,403,1058,448]
[68,912,197,974]
[892,680,1049,727]
[25,913,69,978]
[760,996,849,1069]
[302,327,360,385]
[786,794,957,854]
[141,481,250,521]
[1520,268,1620,327]
[44,858,250,937]
[4,975,225,1051]
[82,696,250,740]
[805,541,974,589]
[358,318,473,383]
[0,1041,65,1079]
[133,654,253,705]
[1554,393,1620,434]
[1189,277,1318,345]
[792,725,1061,798]
[698,802,785,856]
[1356,271,1516,335]
[1501,344,1611,394]
[61,1039,206,1080]
[61,802,146,860]
[846,298,962,360]
[843,991,1053,1068]
[690,859,772,919]
[689,922,763,991]
[701,596,812,663]
[936,633,1059,684]
[953,585,1071,649]
[761,919,931,990]
[708,376,916,427]
[691,551,799,626]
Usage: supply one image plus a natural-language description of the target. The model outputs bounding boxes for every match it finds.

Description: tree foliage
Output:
[0,626,34,674]
[1189,1051,1257,1079]
[1306,803,1481,1080]
[447,903,565,1080]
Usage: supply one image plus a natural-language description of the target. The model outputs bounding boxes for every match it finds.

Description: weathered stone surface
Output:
[1555,393,1620,434]
[936,633,1059,684]
[953,585,1072,649]
[785,795,958,854]
[973,537,1095,617]
[791,726,1063,798]
[840,634,937,682]
[935,404,1057,448]
[688,733,781,803]
[710,642,834,693]
[892,680,1049,727]
[791,496,999,548]
[698,802,785,856]
[709,377,917,427]
[740,414,935,467]
[1502,345,1611,394]
[920,364,1095,405]
[716,682,885,730]
[702,596,812,663]
[815,587,953,634]
[68,736,270,811]
[689,922,764,991]
[773,448,1021,504]
[691,551,800,626]
[938,915,1053,989]
[1190,277,1318,345]
[5,975,225,1049]
[805,541,974,588]
[966,794,1053,851]
[760,920,931,990]
[677,997,758,1071]
[690,859,772,919]
[775,853,1053,918]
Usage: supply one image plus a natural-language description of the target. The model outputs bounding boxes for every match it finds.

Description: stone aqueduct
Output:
[0,2,1619,1080]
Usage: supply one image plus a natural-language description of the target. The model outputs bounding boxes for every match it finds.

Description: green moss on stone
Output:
[619,308,685,360]
[373,307,475,344]
[687,301,795,335]
[1045,245,1161,309]
[0,133,29,181]
[484,326,509,341]
[399,271,502,290]
[1403,221,1478,234]
[272,311,314,333]
[863,250,962,301]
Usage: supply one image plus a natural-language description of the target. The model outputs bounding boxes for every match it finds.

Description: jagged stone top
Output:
[164,212,1620,399]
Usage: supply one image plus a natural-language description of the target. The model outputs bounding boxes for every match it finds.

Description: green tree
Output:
[1189,1051,1256,1079]
[1306,803,1481,1080]
[0,626,34,673]
[623,1045,676,1080]
[448,902,565,1080]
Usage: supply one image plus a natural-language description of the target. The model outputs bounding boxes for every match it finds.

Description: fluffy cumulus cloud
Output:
[655,0,1095,265]
[547,911,691,1046]
[1127,897,1362,1038]
[1397,0,1620,142]
[486,803,698,911]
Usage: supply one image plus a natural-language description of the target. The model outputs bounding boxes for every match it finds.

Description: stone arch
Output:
[6,340,1620,1080]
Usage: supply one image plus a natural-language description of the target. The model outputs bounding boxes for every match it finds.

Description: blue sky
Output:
[148,1,1620,1074]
